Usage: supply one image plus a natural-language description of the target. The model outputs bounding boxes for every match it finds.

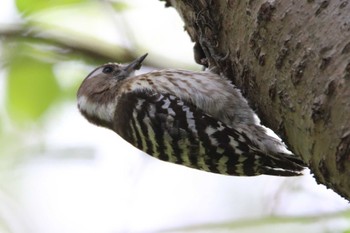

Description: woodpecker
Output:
[77,53,305,176]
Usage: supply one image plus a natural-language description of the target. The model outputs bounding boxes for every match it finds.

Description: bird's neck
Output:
[77,94,117,129]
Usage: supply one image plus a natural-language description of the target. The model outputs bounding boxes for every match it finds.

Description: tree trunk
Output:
[162,0,350,200]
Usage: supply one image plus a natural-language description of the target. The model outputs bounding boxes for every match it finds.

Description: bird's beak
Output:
[123,53,148,74]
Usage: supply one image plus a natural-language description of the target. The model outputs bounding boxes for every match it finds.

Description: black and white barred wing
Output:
[114,91,304,176]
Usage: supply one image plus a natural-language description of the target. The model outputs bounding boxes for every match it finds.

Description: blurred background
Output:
[0,0,349,232]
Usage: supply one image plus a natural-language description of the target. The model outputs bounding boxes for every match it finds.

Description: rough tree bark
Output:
[161,0,350,200]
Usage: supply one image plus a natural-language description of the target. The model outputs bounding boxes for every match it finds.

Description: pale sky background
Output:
[0,1,349,233]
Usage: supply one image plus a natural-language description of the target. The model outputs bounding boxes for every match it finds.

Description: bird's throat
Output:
[78,95,116,127]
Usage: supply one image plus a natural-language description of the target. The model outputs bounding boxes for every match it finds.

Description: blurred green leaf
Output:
[110,1,129,11]
[16,0,86,14]
[6,55,60,122]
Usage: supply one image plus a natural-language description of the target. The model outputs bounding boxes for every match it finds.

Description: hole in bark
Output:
[319,56,332,70]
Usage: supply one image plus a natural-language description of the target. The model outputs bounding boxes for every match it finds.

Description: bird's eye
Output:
[102,66,114,74]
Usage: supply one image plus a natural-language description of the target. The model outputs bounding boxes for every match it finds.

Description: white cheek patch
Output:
[78,96,116,122]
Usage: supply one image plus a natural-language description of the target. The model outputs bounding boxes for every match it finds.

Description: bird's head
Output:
[77,53,148,126]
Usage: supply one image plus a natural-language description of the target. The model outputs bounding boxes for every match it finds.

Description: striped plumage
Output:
[77,54,305,176]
